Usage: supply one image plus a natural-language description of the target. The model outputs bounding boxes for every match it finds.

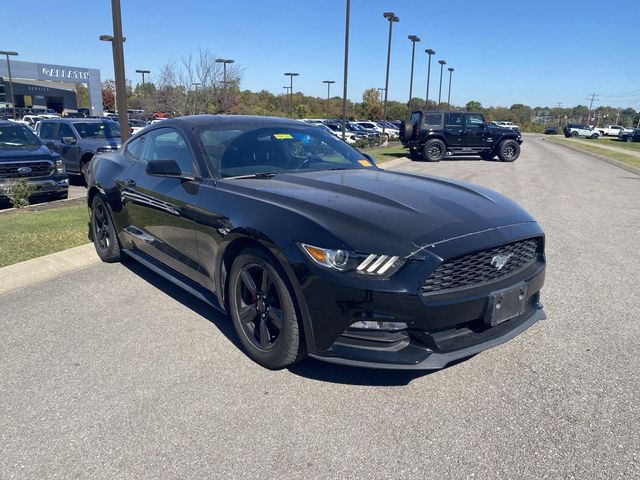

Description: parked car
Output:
[563,124,599,139]
[87,115,546,370]
[591,125,631,137]
[21,115,44,128]
[353,121,398,141]
[128,118,149,135]
[618,129,640,143]
[544,127,558,135]
[36,118,121,184]
[321,122,357,144]
[0,120,68,205]
[493,121,520,131]
[400,110,523,161]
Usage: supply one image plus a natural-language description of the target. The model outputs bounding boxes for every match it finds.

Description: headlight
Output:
[54,159,65,174]
[300,243,405,277]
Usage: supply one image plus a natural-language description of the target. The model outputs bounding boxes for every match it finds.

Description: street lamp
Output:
[437,59,446,107]
[447,67,454,106]
[135,69,150,86]
[191,82,201,90]
[424,49,435,107]
[99,0,129,141]
[407,35,420,109]
[284,72,299,118]
[382,11,399,140]
[323,80,335,117]
[341,0,351,140]
[0,50,18,120]
[377,87,385,103]
[216,58,234,113]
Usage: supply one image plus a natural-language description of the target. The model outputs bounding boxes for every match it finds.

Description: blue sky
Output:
[6,0,640,108]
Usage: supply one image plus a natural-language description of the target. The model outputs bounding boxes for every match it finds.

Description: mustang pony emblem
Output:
[491,253,512,270]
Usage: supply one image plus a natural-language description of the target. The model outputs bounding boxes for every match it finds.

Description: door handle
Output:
[121,179,136,187]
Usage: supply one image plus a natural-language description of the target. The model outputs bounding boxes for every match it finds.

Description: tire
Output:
[90,195,121,263]
[497,139,520,162]
[570,131,578,138]
[591,134,599,140]
[626,136,633,143]
[409,147,423,161]
[421,138,446,162]
[400,121,413,142]
[228,247,306,369]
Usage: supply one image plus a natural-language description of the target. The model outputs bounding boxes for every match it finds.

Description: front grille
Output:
[421,238,541,294]
[0,160,53,179]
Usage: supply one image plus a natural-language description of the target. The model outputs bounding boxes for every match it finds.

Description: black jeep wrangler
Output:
[400,111,523,162]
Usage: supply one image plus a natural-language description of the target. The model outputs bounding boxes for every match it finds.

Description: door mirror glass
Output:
[146,159,189,178]
[62,136,77,145]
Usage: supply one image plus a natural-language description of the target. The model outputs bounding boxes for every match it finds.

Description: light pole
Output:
[424,49,435,107]
[382,11,399,140]
[284,72,299,118]
[407,35,420,109]
[192,82,201,90]
[437,59,446,107]
[99,0,128,141]
[135,69,150,87]
[323,80,335,117]
[341,0,351,140]
[377,87,385,103]
[216,58,234,113]
[0,50,18,120]
[447,67,454,106]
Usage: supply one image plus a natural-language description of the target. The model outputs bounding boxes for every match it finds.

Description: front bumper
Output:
[292,223,546,370]
[0,176,69,201]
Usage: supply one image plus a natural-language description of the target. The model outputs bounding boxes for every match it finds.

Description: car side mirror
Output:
[62,136,77,145]
[146,159,192,180]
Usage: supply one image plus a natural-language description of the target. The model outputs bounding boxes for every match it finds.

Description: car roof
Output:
[151,114,306,129]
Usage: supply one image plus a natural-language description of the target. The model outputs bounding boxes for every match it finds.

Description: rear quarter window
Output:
[422,113,443,128]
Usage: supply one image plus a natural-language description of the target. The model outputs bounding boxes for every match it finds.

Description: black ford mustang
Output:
[88,115,546,370]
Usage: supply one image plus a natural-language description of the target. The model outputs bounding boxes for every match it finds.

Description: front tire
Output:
[591,134,599,139]
[571,131,578,138]
[497,139,520,162]
[228,247,306,369]
[421,139,446,162]
[90,195,121,262]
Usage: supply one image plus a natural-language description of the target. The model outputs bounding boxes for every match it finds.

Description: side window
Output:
[55,123,75,140]
[423,113,442,128]
[39,122,55,140]
[465,114,484,126]
[445,113,462,126]
[141,128,194,176]
[125,135,145,161]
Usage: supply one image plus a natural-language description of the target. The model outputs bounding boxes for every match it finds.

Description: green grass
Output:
[0,205,90,267]
[547,137,640,169]
[597,136,640,152]
[361,142,408,164]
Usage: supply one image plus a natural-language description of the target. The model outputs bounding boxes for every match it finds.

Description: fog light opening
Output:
[350,320,408,331]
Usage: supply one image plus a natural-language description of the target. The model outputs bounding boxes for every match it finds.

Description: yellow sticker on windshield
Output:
[358,159,373,167]
[274,133,293,139]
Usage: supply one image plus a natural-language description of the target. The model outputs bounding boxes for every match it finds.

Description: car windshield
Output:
[0,124,42,148]
[197,124,376,178]
[73,121,121,138]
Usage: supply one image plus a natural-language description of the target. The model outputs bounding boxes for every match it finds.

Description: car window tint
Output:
[125,135,145,161]
[39,122,55,140]
[141,128,194,175]
[55,123,75,140]
[445,113,462,126]
[423,113,442,127]
[465,114,484,126]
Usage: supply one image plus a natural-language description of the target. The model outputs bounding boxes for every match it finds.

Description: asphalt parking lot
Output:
[1,133,639,479]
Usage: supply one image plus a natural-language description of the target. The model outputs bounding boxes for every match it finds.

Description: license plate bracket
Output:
[485,283,528,326]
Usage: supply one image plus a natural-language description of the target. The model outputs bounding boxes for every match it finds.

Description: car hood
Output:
[219,169,537,257]
[0,143,58,161]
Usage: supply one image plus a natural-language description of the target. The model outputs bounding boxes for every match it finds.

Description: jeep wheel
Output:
[409,148,423,161]
[422,139,446,162]
[497,139,520,162]
[570,131,578,138]
[591,134,599,140]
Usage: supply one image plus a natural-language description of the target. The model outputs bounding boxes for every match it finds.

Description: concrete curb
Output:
[0,243,100,297]
[543,138,640,177]
[0,194,87,216]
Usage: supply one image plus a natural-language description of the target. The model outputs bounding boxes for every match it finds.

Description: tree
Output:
[75,84,89,108]
[466,100,482,112]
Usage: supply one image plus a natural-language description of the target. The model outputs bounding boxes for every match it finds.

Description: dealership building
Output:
[0,59,103,116]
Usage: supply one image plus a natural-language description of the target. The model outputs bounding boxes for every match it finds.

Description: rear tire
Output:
[90,195,121,263]
[228,247,306,369]
[421,139,446,162]
[497,139,520,162]
[571,131,578,138]
[591,134,599,139]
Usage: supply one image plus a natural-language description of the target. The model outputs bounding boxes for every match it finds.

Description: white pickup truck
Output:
[591,125,633,137]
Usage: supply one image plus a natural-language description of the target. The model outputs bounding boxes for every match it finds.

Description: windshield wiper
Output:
[224,172,279,179]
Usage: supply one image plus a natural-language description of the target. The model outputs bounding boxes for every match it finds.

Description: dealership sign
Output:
[37,64,90,81]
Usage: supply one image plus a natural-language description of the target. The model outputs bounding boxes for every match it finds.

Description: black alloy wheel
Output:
[91,195,121,262]
[422,139,446,162]
[497,139,520,162]
[229,248,305,369]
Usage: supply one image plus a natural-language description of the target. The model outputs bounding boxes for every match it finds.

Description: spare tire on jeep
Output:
[399,120,412,143]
